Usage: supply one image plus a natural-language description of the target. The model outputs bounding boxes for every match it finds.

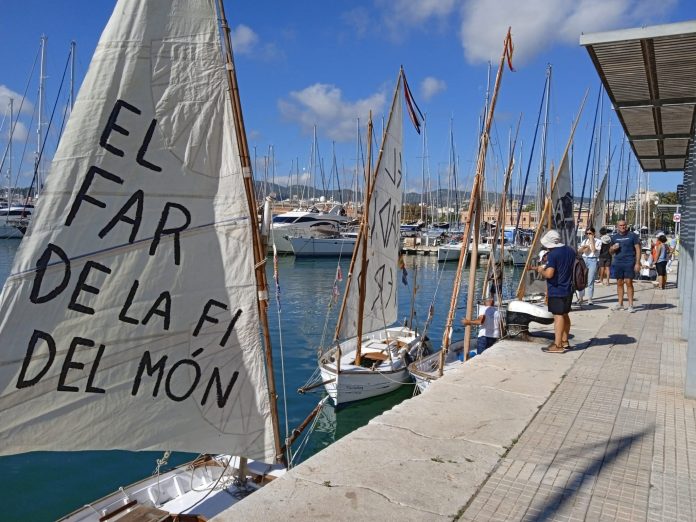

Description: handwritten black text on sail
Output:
[16,99,243,408]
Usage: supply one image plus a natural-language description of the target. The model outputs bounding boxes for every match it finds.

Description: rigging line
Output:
[25,47,72,201]
[9,102,36,195]
[269,233,290,453]
[575,84,602,226]
[0,43,40,176]
[6,215,251,279]
[513,73,547,240]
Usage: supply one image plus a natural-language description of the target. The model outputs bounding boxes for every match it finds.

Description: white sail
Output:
[337,76,403,340]
[550,151,577,248]
[0,0,276,461]
[590,170,608,231]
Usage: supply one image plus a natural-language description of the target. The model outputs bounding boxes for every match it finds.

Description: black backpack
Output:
[573,251,589,291]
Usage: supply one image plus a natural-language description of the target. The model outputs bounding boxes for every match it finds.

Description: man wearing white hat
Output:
[532,229,576,353]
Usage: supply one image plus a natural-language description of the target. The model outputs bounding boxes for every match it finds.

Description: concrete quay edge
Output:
[213,293,615,521]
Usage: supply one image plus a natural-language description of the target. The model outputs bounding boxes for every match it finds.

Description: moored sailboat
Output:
[0,1,320,519]
[409,29,514,391]
[506,93,588,336]
[318,68,427,406]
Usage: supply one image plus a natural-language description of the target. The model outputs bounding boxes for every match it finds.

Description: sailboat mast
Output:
[6,99,12,206]
[35,34,47,197]
[538,64,551,215]
[440,29,513,366]
[515,92,588,299]
[354,114,373,366]
[215,0,282,461]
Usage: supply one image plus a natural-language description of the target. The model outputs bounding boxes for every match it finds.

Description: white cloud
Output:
[376,0,458,39]
[0,85,34,114]
[278,84,387,141]
[231,24,259,55]
[4,121,29,142]
[342,7,371,39]
[459,0,679,64]
[421,77,447,101]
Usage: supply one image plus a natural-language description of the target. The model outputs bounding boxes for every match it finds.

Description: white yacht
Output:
[0,204,33,239]
[270,203,352,253]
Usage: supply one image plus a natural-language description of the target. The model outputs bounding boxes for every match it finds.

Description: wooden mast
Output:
[354,114,373,366]
[439,29,513,373]
[482,117,521,306]
[216,0,283,462]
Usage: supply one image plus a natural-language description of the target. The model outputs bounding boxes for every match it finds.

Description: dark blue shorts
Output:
[613,264,636,280]
[548,294,572,315]
[477,336,497,354]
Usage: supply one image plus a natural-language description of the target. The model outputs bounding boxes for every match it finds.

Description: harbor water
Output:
[0,238,524,520]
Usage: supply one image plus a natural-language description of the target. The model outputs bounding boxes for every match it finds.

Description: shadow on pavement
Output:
[585,333,637,347]
[526,426,653,521]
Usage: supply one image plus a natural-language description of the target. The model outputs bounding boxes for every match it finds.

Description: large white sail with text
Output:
[337,76,403,340]
[0,0,276,460]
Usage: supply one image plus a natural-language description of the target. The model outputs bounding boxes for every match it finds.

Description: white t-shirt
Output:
[477,304,502,338]
[580,237,602,259]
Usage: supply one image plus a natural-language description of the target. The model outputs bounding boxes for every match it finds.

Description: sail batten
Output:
[0,0,275,461]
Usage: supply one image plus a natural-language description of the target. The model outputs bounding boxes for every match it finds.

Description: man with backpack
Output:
[609,220,641,312]
[533,229,576,353]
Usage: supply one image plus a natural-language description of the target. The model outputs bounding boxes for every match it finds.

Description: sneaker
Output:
[587,300,593,305]
[627,305,635,313]
[611,304,624,311]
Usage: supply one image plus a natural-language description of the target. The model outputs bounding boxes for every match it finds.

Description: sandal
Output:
[542,343,566,353]
[562,341,572,350]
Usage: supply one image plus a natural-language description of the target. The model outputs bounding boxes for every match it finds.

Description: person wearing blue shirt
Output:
[532,229,575,353]
[609,220,641,312]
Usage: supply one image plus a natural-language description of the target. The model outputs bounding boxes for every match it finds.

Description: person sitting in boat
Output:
[462,295,502,354]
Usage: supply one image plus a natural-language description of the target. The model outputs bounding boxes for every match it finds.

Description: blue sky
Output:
[1,0,694,200]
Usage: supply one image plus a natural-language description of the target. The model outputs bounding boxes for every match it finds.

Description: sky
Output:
[0,0,694,203]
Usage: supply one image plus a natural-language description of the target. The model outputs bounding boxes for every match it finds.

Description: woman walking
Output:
[654,234,669,289]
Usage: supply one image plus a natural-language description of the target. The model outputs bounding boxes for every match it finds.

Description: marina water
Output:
[0,238,524,520]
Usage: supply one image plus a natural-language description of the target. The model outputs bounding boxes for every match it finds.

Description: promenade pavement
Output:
[216,270,694,521]
[463,272,695,521]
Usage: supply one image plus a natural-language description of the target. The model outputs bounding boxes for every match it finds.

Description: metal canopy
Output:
[581,21,696,172]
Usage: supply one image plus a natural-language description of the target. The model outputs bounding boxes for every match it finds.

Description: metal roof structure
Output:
[581,21,696,172]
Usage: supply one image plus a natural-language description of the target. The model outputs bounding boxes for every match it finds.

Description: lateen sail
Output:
[0,0,275,460]
[336,77,403,340]
[550,151,577,248]
[589,170,608,231]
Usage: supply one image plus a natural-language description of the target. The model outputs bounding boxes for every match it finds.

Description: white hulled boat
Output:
[319,69,427,406]
[0,1,320,520]
[270,203,351,253]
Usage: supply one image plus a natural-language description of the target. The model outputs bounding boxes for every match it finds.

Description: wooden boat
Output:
[0,1,321,519]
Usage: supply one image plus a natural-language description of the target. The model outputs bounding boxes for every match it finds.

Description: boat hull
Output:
[506,299,554,336]
[291,236,356,257]
[409,340,466,393]
[319,326,427,406]
[60,454,284,521]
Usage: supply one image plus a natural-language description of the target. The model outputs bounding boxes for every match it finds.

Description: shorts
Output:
[613,264,636,280]
[598,257,611,268]
[655,261,667,276]
[548,294,572,315]
[477,336,497,354]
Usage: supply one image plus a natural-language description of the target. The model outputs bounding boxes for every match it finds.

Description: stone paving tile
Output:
[460,280,696,521]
